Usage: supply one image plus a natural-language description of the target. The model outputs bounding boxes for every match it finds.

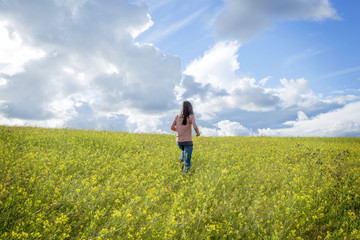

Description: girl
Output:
[171,101,200,172]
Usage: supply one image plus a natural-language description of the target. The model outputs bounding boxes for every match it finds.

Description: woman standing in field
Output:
[171,100,200,173]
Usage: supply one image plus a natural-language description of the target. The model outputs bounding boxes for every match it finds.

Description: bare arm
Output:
[190,114,200,136]
[170,117,177,132]
[194,126,200,137]
[190,115,200,137]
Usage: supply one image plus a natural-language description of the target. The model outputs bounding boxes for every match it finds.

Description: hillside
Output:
[1,126,360,239]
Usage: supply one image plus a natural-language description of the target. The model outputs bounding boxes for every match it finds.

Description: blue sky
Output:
[0,0,359,136]
[136,0,360,91]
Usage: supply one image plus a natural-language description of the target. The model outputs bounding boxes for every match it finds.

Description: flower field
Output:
[1,126,360,239]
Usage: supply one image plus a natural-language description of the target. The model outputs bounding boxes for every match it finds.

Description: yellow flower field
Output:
[1,126,360,239]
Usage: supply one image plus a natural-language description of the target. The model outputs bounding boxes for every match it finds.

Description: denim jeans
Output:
[177,142,193,173]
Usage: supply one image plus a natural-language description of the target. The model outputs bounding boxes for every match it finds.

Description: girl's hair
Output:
[180,101,194,125]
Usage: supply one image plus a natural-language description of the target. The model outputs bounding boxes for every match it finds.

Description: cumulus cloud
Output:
[184,41,241,90]
[178,39,360,137]
[201,120,253,136]
[182,41,281,119]
[257,102,360,137]
[0,21,45,75]
[200,102,360,137]
[270,78,357,111]
[0,0,357,137]
[215,0,339,42]
[0,0,181,131]
[126,111,168,133]
[180,41,347,119]
[274,78,311,108]
[296,111,309,121]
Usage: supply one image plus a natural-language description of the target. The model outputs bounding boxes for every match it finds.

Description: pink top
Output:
[171,114,198,142]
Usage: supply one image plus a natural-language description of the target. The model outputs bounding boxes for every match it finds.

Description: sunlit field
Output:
[1,126,360,239]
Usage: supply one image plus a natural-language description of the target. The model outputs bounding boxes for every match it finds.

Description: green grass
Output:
[1,126,360,239]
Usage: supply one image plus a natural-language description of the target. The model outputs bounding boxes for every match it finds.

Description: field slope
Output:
[1,126,360,239]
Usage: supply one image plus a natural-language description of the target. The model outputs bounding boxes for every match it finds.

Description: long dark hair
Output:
[180,101,194,125]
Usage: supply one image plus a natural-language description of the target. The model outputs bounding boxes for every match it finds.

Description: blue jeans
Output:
[177,142,193,173]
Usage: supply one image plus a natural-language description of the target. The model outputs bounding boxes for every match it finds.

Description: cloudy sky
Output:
[0,0,359,136]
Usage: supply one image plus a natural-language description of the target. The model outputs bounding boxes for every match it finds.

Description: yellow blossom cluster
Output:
[1,126,359,239]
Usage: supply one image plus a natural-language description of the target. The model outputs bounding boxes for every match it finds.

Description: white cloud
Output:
[178,39,360,137]
[126,111,167,133]
[200,102,360,137]
[201,120,253,136]
[270,78,359,111]
[182,41,280,118]
[127,13,153,39]
[215,0,339,42]
[283,111,308,126]
[0,21,45,75]
[296,111,309,121]
[180,40,357,128]
[0,0,182,129]
[184,41,241,90]
[0,77,7,87]
[0,0,358,138]
[257,102,360,137]
[275,78,311,108]
[259,76,272,86]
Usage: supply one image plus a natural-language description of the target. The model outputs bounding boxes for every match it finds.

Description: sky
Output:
[0,0,359,137]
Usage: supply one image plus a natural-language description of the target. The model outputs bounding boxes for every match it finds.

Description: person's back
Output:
[170,101,200,172]
[173,114,196,142]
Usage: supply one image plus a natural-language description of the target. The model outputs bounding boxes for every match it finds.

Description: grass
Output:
[1,126,360,239]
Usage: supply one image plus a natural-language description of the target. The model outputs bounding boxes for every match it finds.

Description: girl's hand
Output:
[195,127,200,137]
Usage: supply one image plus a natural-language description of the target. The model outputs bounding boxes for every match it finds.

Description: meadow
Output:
[0,126,360,239]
